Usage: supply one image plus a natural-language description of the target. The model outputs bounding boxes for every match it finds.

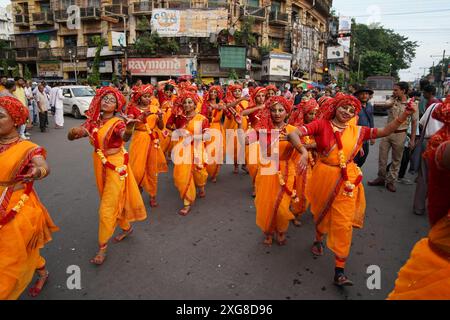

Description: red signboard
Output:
[128,58,195,76]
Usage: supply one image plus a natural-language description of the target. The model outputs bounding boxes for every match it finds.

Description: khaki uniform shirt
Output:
[387,97,419,131]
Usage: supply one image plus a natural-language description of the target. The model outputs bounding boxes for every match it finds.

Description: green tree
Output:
[24,65,32,80]
[234,17,257,47]
[87,36,106,86]
[11,65,20,78]
[1,60,9,77]
[360,50,393,76]
[351,23,418,79]
[133,32,179,56]
[228,69,239,81]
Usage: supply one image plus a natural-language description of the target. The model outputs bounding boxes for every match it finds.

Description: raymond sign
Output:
[128,58,195,76]
[151,9,228,37]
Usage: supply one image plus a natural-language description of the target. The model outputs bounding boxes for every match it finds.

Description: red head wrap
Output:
[255,96,293,131]
[301,98,319,114]
[0,96,29,126]
[424,96,450,160]
[172,91,200,116]
[130,84,155,105]
[318,94,361,121]
[225,84,243,103]
[265,85,278,95]
[83,86,126,131]
[250,87,267,105]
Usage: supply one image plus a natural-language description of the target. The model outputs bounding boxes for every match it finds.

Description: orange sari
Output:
[306,124,366,262]
[224,100,249,164]
[160,97,175,155]
[255,125,298,234]
[291,135,316,217]
[92,118,147,245]
[129,111,168,198]
[0,141,58,300]
[172,113,209,205]
[205,108,224,180]
[387,215,450,299]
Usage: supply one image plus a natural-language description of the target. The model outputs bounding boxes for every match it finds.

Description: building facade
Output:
[10,0,332,83]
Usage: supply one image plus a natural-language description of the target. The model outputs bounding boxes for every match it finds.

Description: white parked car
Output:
[61,86,95,119]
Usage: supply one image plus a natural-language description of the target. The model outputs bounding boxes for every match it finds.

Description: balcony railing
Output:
[207,0,229,9]
[80,7,101,20]
[32,12,54,24]
[240,6,265,20]
[269,11,289,25]
[16,48,37,61]
[247,46,261,60]
[15,14,30,25]
[104,4,129,16]
[166,0,191,9]
[133,1,155,14]
[0,50,16,60]
[60,46,88,60]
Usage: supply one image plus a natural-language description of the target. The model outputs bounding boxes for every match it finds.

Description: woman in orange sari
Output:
[166,92,209,216]
[251,96,308,246]
[388,97,450,299]
[241,87,266,197]
[201,86,226,183]
[288,98,319,226]
[159,83,177,156]
[0,97,58,299]
[224,84,250,174]
[68,87,146,265]
[291,94,418,286]
[127,85,168,208]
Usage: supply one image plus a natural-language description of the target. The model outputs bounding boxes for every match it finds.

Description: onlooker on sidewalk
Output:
[36,84,50,132]
[412,100,444,215]
[25,81,37,125]
[13,77,29,139]
[53,84,64,128]
[368,82,419,192]
[0,80,15,97]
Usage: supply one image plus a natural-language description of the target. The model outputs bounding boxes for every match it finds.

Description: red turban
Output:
[265,85,278,94]
[250,86,266,107]
[130,84,155,104]
[83,86,126,131]
[225,84,243,103]
[201,86,224,116]
[300,98,319,114]
[424,96,450,160]
[0,96,29,126]
[318,94,361,121]
[255,96,293,131]
[172,91,200,116]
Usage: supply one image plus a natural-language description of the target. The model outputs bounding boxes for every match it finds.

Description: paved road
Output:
[21,115,428,300]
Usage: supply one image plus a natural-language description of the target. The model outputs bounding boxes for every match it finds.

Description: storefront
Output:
[127,57,196,83]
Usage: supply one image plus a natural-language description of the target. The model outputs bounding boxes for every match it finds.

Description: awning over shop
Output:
[14,29,56,35]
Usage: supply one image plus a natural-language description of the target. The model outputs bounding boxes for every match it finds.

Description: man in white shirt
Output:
[36,84,50,132]
[53,84,64,128]
[413,101,444,215]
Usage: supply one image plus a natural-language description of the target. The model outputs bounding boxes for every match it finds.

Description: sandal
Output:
[277,232,287,246]
[113,227,134,243]
[241,164,249,174]
[28,269,49,297]
[311,241,324,256]
[211,177,217,183]
[198,189,206,198]
[149,198,159,208]
[292,218,302,227]
[90,250,107,265]
[334,273,354,287]
[263,234,273,246]
[179,206,191,216]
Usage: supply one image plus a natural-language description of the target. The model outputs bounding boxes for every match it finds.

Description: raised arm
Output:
[376,100,418,138]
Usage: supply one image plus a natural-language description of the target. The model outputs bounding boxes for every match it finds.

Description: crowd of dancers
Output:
[0,77,449,299]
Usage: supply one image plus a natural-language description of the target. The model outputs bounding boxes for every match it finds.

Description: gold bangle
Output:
[38,167,47,179]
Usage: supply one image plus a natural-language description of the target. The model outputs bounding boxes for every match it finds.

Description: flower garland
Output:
[277,171,299,203]
[145,123,161,149]
[0,182,33,229]
[92,128,129,181]
[331,125,363,198]
[303,136,316,167]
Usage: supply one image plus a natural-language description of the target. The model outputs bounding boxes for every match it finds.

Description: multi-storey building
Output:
[0,5,15,64]
[10,0,332,83]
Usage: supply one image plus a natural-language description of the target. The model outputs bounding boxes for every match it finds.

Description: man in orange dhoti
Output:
[68,87,147,265]
[0,96,58,299]
[291,94,418,286]
[388,96,450,299]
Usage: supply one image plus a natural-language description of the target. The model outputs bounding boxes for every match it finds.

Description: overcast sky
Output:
[1,0,449,81]
[333,0,450,81]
